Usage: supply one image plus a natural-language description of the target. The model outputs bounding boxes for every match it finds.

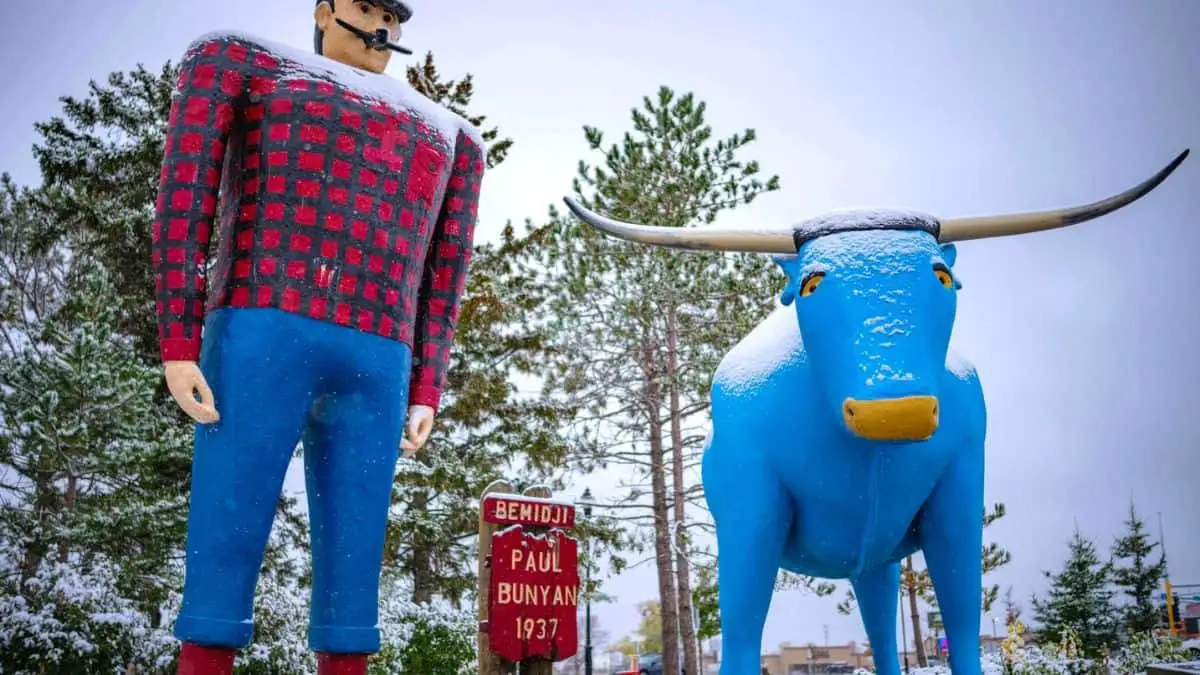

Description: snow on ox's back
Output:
[713,303,804,396]
[946,348,976,380]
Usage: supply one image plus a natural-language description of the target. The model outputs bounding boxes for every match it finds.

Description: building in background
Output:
[760,642,877,673]
[759,636,1008,674]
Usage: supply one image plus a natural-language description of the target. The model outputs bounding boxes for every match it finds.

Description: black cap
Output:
[378,0,414,24]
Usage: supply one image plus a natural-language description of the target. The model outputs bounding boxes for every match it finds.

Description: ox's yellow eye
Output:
[800,273,825,297]
[933,265,954,289]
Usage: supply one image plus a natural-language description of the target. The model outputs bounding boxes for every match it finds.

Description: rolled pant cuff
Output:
[174,613,254,649]
[309,624,381,654]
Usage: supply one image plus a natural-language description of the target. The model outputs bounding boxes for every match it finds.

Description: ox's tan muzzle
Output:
[842,395,939,441]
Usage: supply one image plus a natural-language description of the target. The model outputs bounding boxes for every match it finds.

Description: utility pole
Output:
[583,488,594,675]
[823,625,829,648]
[1159,511,1170,577]
[1159,512,1176,636]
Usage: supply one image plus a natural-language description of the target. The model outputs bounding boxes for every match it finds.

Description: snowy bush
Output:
[374,572,477,675]
[0,532,477,674]
[0,540,176,675]
[1110,631,1192,675]
[216,564,474,674]
[852,624,1195,675]
[233,555,318,674]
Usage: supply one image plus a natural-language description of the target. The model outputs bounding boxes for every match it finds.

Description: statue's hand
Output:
[164,360,220,424]
[401,404,435,456]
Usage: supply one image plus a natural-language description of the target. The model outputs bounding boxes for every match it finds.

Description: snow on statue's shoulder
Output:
[186,30,483,151]
[713,303,804,395]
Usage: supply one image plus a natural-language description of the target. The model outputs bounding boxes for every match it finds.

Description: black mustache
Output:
[335,18,412,55]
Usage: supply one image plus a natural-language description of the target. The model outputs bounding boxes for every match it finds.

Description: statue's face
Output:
[780,229,960,442]
[315,0,403,73]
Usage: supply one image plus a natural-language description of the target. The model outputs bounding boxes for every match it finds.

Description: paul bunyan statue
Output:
[563,148,1187,675]
[151,1,484,673]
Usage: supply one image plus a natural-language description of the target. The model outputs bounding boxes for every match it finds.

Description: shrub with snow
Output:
[0,541,176,675]
[851,623,1194,675]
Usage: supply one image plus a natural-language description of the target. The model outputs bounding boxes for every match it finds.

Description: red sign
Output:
[482,494,576,529]
[488,526,580,662]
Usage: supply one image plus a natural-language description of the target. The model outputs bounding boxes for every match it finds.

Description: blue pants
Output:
[174,308,411,654]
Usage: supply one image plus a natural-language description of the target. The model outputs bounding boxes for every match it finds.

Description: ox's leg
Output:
[918,444,985,675]
[851,563,902,675]
[703,437,792,675]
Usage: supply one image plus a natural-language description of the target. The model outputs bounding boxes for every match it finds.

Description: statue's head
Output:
[561,149,1187,442]
[314,0,413,74]
[774,214,957,442]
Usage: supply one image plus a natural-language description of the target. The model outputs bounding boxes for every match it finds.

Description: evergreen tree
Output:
[515,85,781,675]
[32,62,178,362]
[0,182,180,674]
[1111,503,1167,635]
[0,178,193,614]
[0,176,67,353]
[1031,529,1121,658]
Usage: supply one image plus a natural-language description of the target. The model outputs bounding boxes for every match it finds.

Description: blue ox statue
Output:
[562,148,1188,675]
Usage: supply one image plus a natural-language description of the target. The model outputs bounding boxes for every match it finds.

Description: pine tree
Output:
[1031,529,1121,658]
[0,175,194,614]
[0,253,196,657]
[515,85,781,675]
[0,175,67,358]
[32,62,179,362]
[1111,503,1167,635]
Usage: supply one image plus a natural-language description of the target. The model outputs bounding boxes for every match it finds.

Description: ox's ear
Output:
[773,255,801,306]
[940,243,958,268]
[939,244,963,288]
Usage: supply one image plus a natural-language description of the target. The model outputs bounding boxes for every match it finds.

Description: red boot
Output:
[317,652,369,675]
[176,642,235,675]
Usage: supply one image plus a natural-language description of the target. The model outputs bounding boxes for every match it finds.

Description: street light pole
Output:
[898,585,910,675]
[582,488,593,675]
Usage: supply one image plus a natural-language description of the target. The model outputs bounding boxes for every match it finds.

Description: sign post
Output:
[478,483,580,675]
[1167,580,1176,636]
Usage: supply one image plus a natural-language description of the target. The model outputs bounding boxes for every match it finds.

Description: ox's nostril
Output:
[932,404,938,416]
[843,402,855,417]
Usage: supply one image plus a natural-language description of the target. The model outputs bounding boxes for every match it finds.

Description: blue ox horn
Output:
[561,149,1189,252]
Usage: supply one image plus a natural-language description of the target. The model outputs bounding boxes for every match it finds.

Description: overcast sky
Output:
[3,0,1197,657]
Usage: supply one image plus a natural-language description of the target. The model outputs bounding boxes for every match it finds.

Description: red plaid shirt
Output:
[152,33,485,411]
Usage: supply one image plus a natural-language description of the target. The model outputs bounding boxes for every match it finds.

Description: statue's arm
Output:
[152,35,264,422]
[402,128,485,451]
